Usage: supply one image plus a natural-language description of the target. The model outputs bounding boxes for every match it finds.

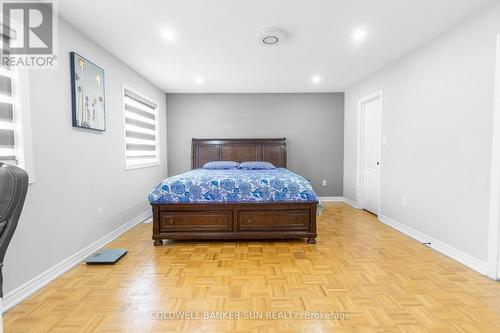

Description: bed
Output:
[149,138,318,245]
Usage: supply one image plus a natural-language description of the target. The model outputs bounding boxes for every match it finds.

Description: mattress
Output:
[148,168,318,204]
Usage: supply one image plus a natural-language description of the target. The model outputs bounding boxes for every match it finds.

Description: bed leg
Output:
[307,237,316,244]
[153,239,163,246]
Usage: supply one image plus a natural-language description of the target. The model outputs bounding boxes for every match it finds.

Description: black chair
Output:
[0,162,28,298]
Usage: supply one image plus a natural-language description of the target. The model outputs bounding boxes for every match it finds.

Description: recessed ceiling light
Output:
[311,75,321,84]
[159,27,176,43]
[194,76,204,85]
[351,27,368,45]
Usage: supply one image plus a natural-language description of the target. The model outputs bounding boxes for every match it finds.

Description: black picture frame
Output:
[70,52,106,131]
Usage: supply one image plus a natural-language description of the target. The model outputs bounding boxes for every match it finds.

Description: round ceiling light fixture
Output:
[258,28,285,46]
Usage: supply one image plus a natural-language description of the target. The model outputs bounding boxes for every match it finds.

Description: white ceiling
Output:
[58,0,493,93]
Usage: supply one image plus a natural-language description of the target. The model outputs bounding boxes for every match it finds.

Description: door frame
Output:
[487,34,500,279]
[356,90,383,216]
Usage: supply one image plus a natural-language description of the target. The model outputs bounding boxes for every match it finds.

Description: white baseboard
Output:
[319,196,363,209]
[2,210,152,313]
[378,214,487,275]
[342,197,362,209]
[319,196,344,202]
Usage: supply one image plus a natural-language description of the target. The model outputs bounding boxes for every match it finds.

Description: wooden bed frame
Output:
[151,138,318,245]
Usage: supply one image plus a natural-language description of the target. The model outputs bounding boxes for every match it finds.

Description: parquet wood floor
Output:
[5,203,500,332]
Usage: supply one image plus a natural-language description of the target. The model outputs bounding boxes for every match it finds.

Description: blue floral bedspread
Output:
[148,168,318,204]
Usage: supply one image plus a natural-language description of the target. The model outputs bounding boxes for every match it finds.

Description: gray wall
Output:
[166,93,344,196]
[4,17,167,295]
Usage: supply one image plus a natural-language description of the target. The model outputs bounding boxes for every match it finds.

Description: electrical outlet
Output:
[98,208,104,218]
[402,197,408,207]
[322,180,327,186]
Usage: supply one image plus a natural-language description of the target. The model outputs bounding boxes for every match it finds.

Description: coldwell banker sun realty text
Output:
[151,311,351,321]
[1,0,58,68]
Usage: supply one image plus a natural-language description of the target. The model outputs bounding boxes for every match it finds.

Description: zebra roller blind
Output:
[123,87,159,169]
[0,64,16,165]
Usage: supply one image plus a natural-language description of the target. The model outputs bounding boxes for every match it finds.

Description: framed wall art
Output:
[70,52,106,131]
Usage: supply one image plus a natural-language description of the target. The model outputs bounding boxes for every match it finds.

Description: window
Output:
[0,20,34,180]
[0,66,16,164]
[123,85,160,169]
[0,64,34,180]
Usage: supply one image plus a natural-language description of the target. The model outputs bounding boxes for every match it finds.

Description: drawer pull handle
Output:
[168,218,174,224]
[218,218,223,224]
[247,218,252,224]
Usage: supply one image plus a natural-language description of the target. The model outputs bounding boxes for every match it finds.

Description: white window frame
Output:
[0,16,35,182]
[122,84,160,170]
[1,67,35,182]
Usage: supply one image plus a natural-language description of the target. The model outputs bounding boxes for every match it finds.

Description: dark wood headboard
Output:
[192,138,287,169]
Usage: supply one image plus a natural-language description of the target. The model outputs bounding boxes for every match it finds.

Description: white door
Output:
[362,96,382,214]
